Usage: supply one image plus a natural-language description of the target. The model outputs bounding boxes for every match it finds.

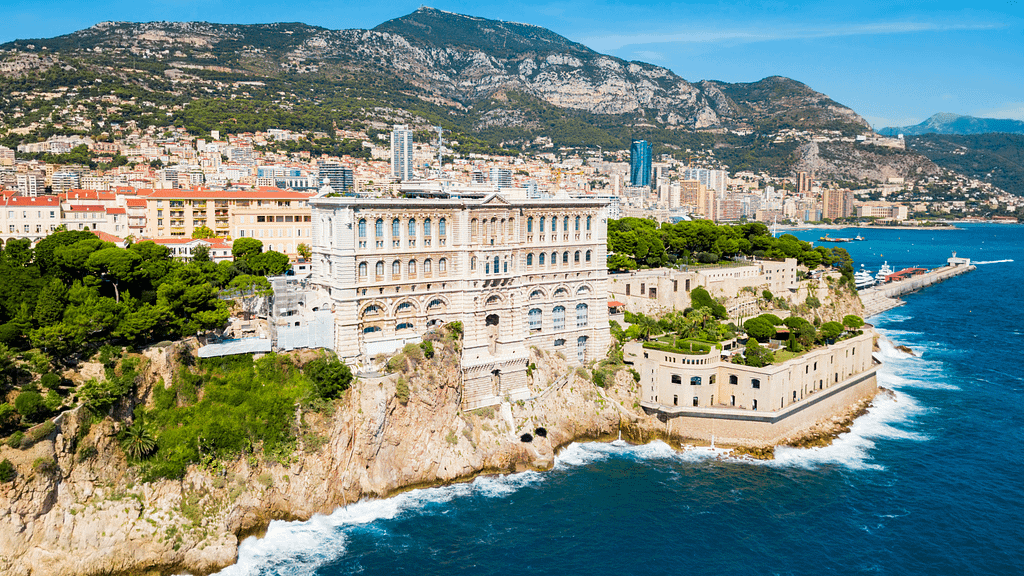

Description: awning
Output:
[608,300,625,308]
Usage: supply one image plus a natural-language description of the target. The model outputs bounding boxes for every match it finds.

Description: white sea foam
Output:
[973,259,1014,264]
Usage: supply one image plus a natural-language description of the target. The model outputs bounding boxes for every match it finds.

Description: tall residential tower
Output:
[629,140,652,187]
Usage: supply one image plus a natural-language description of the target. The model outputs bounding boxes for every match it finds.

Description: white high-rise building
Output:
[391,125,414,181]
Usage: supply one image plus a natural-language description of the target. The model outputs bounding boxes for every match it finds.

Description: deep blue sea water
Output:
[215,224,1024,576]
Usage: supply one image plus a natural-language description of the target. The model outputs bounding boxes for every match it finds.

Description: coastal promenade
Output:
[860,261,975,317]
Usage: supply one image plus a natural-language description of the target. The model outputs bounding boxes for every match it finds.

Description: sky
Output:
[2,0,1023,129]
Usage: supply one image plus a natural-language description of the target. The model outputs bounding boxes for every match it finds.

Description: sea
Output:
[213,223,1024,576]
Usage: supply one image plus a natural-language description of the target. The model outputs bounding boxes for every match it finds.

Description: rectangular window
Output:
[692,397,699,407]
[751,379,760,389]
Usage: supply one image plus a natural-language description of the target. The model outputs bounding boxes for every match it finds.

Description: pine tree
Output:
[34,278,68,327]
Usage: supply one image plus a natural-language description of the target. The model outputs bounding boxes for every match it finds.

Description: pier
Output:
[860,254,975,318]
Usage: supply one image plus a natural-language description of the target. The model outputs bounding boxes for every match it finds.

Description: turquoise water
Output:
[215,224,1024,576]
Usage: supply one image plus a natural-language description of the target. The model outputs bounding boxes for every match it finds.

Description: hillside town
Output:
[1,123,1021,252]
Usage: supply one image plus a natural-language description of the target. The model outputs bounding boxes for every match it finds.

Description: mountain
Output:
[880,113,1024,136]
[0,8,934,180]
[905,133,1024,195]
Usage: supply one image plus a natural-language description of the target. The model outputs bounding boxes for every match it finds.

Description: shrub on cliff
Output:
[0,458,15,482]
[14,391,45,422]
[395,377,410,404]
[305,356,353,400]
[420,340,434,359]
[689,287,727,319]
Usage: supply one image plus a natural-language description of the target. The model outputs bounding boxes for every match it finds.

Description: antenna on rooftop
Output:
[434,125,444,177]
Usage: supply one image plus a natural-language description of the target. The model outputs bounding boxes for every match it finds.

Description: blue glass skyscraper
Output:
[630,140,652,187]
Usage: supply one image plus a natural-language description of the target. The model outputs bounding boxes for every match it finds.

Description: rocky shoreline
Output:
[1,340,881,576]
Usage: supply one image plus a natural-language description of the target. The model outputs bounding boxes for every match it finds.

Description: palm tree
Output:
[120,416,157,460]
[637,315,661,341]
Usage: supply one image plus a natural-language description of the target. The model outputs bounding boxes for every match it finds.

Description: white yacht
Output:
[854,266,875,289]
[875,262,893,283]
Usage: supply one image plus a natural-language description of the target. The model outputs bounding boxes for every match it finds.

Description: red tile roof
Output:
[125,198,147,207]
[144,187,312,200]
[106,208,126,214]
[5,196,60,206]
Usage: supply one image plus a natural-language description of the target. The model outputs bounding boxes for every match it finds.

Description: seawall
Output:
[860,264,975,317]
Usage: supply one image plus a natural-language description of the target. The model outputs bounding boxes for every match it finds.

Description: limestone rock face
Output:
[0,345,644,576]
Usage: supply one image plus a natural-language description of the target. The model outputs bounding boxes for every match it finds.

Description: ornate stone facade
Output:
[309,192,612,409]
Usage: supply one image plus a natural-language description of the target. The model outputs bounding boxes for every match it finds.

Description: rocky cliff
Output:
[0,341,649,576]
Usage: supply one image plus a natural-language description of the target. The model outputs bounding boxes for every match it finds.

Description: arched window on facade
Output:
[539,253,546,265]
[575,216,580,231]
[586,215,592,231]
[563,216,569,232]
[423,218,431,236]
[396,322,414,331]
[539,216,545,232]
[428,298,444,310]
[439,218,446,236]
[363,304,380,316]
[563,251,569,264]
[493,256,499,274]
[551,217,557,233]
[358,262,367,277]
[530,290,544,300]
[553,306,566,330]
[375,261,384,276]
[528,308,542,331]
[576,303,589,327]
[526,253,533,266]
[408,260,417,275]
[471,218,479,238]
[363,326,381,334]
[392,218,400,237]
[471,257,477,271]
[574,250,580,263]
[439,258,447,272]
[358,219,366,238]
[375,219,384,237]
[586,250,592,262]
[527,216,534,232]
[408,218,416,237]
[392,260,401,277]
[424,259,432,273]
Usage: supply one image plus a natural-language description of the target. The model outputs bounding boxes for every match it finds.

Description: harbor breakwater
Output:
[860,263,975,317]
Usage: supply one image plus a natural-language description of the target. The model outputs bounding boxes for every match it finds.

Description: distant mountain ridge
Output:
[880,113,1024,136]
[0,7,943,182]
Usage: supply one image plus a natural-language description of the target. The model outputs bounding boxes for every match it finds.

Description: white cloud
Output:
[582,21,1002,51]
[632,50,665,61]
[973,103,1024,121]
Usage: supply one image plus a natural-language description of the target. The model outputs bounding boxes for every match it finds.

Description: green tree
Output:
[305,356,354,400]
[34,278,68,327]
[232,238,263,261]
[819,321,845,342]
[249,250,291,276]
[762,289,774,302]
[741,339,774,367]
[743,317,776,342]
[689,286,727,319]
[14,390,45,422]
[85,247,142,302]
[191,226,215,239]
[783,316,817,347]
[842,315,864,330]
[191,244,210,263]
[119,414,157,460]
[296,243,312,261]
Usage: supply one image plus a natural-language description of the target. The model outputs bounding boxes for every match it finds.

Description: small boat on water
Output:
[854,234,865,241]
[819,234,854,242]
